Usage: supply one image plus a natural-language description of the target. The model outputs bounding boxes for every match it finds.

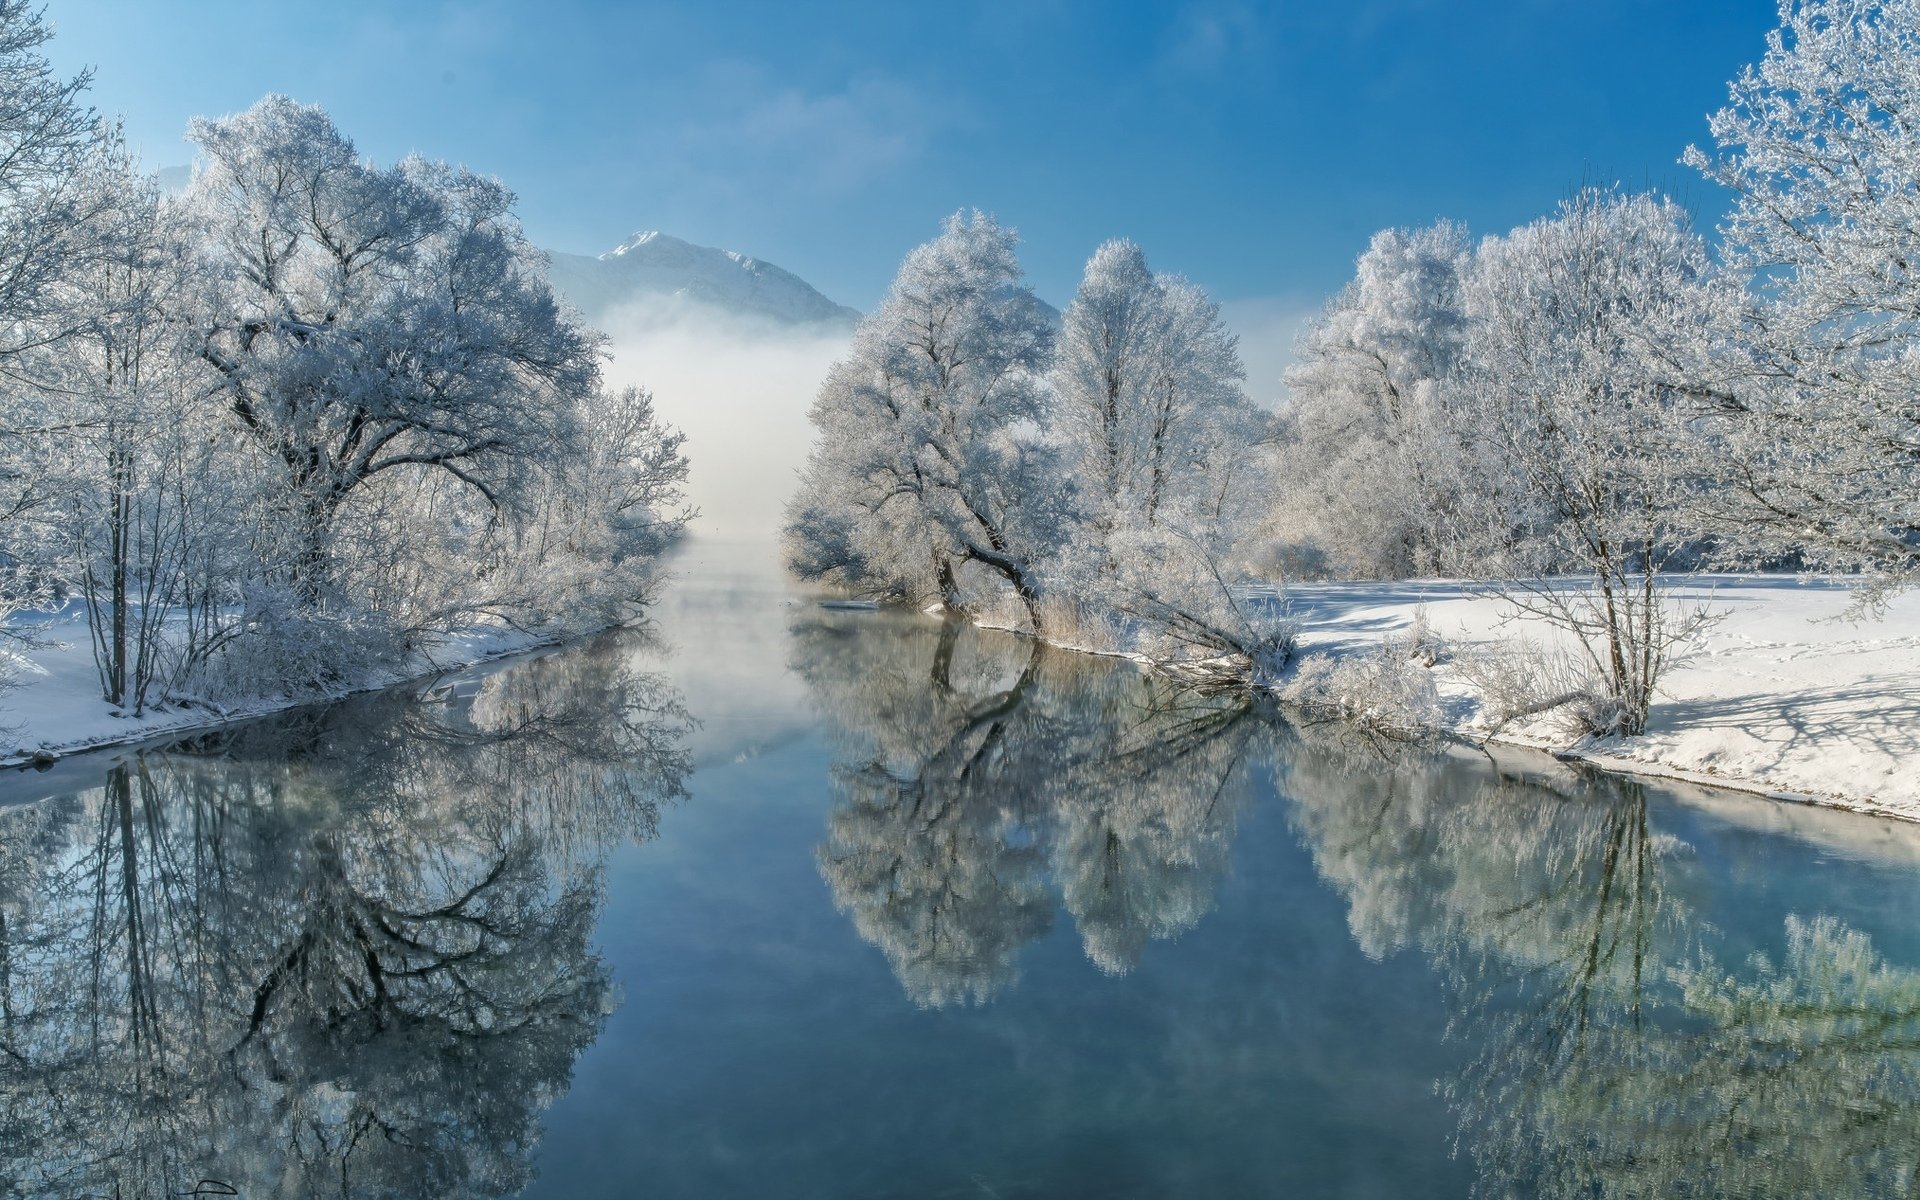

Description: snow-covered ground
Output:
[1,613,557,769]
[1271,574,1920,822]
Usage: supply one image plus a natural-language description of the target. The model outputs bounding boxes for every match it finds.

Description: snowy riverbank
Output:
[1264,575,1920,822]
[13,569,1916,826]
[0,613,569,770]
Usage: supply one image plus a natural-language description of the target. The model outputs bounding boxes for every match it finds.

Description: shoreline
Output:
[960,576,1920,827]
[15,573,1912,832]
[0,626,584,796]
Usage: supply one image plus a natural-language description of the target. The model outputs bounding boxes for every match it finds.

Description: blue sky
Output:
[48,0,1779,311]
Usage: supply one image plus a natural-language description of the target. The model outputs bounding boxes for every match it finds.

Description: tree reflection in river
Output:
[0,633,691,1200]
[1464,912,1920,1199]
[794,614,1263,1006]
[1281,722,1920,1199]
[798,612,1920,1194]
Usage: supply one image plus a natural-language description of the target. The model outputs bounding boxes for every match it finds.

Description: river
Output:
[4,541,1918,1198]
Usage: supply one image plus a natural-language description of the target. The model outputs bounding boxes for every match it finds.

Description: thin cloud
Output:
[1159,3,1272,75]
[669,65,951,202]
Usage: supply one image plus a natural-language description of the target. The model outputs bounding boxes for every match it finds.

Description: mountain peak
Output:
[604,230,680,258]
[548,230,859,329]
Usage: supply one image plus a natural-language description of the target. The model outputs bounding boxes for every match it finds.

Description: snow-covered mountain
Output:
[545,231,860,329]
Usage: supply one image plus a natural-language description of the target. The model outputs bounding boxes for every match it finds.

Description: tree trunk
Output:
[936,555,963,614]
[109,442,130,706]
[288,488,338,607]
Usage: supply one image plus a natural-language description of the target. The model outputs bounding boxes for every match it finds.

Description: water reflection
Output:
[1280,724,1920,1199]
[797,612,1920,1195]
[6,603,1919,1198]
[794,614,1261,1006]
[0,634,691,1199]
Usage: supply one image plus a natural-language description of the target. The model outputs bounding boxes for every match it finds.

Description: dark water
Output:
[4,544,1920,1199]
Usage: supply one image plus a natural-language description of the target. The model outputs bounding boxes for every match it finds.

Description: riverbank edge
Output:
[962,610,1916,828]
[0,624,585,776]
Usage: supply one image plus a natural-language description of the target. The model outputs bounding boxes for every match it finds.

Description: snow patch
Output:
[1,609,577,772]
[1260,574,1920,821]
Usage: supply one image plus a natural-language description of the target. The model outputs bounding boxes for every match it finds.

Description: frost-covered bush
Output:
[183,586,404,705]
[1284,637,1444,734]
[1401,605,1445,667]
[1452,637,1642,742]
[1029,595,1132,655]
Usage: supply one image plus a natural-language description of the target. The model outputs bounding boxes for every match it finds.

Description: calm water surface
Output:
[4,543,1920,1198]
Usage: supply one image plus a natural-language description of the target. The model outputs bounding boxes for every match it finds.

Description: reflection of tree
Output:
[806,620,1056,1008]
[1282,725,1680,992]
[1053,683,1255,975]
[0,636,690,1198]
[1280,723,1920,1198]
[794,614,1263,1005]
[1463,915,1920,1200]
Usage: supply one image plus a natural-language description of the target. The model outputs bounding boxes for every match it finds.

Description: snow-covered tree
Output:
[0,2,105,353]
[480,383,692,630]
[1056,240,1255,549]
[35,146,250,715]
[1274,221,1471,578]
[1450,189,1723,735]
[0,0,113,676]
[181,95,603,606]
[1684,0,1920,599]
[1141,278,1258,532]
[0,19,690,730]
[1054,239,1159,543]
[785,211,1059,630]
[1047,240,1281,676]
